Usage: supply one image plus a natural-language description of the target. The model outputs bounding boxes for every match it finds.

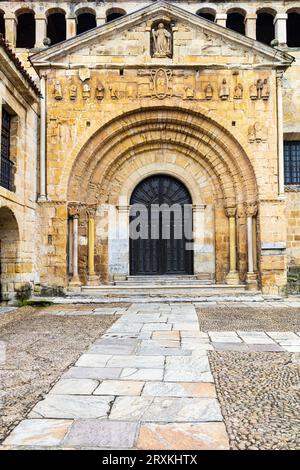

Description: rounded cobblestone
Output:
[209,351,300,450]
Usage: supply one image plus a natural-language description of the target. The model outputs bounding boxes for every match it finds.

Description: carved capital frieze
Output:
[225,206,237,218]
[245,202,258,217]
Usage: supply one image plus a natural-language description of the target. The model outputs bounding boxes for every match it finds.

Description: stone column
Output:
[276,71,285,197]
[35,15,47,48]
[66,17,77,39]
[38,73,47,201]
[69,206,81,287]
[108,205,130,281]
[225,206,239,285]
[245,202,258,290]
[215,14,227,28]
[4,14,17,46]
[96,16,106,27]
[87,205,100,285]
[245,14,257,40]
[274,14,287,45]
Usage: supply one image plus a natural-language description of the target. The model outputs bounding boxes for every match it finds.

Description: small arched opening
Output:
[226,9,246,35]
[0,11,5,39]
[46,10,66,45]
[196,8,216,22]
[76,11,97,35]
[16,10,35,48]
[287,10,300,47]
[106,8,126,23]
[256,9,276,45]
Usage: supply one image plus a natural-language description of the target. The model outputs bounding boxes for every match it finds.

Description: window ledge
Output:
[285,185,300,192]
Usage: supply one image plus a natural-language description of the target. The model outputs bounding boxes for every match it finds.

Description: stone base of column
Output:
[225,271,240,285]
[246,272,258,291]
[87,274,100,286]
[68,276,81,291]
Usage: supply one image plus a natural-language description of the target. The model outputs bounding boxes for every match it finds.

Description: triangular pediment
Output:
[30,1,293,69]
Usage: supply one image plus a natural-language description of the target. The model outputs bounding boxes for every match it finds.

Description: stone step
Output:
[78,284,259,300]
[114,274,213,286]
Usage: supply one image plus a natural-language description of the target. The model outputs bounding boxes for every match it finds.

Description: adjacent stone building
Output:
[0,36,39,300]
[1,1,300,299]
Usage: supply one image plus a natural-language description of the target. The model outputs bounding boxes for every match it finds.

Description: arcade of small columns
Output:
[1,3,298,49]
[65,201,258,288]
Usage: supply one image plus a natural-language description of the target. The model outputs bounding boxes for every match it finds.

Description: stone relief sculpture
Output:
[109,85,120,100]
[95,81,105,100]
[261,78,270,100]
[54,80,63,100]
[184,84,194,100]
[256,79,264,99]
[150,68,172,99]
[248,122,268,142]
[204,83,213,100]
[234,83,243,99]
[152,23,172,57]
[69,84,77,101]
[249,82,258,100]
[219,79,229,100]
[82,82,91,100]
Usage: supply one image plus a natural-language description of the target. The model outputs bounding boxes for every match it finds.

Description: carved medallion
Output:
[151,69,172,99]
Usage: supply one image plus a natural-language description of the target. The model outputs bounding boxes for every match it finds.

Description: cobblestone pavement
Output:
[1,301,300,450]
[209,352,300,450]
[0,306,117,442]
[197,302,300,332]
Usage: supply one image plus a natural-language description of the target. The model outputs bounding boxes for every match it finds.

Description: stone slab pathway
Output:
[2,301,300,450]
[2,303,229,450]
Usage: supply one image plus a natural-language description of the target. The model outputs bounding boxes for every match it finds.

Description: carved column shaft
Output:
[87,206,99,285]
[245,203,258,290]
[69,207,81,287]
[39,73,47,201]
[225,207,239,285]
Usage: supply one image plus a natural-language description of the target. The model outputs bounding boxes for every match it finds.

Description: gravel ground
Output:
[209,351,300,450]
[0,306,117,443]
[197,306,300,331]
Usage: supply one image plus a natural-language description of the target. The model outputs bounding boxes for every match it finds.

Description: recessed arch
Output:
[0,206,20,300]
[66,106,257,209]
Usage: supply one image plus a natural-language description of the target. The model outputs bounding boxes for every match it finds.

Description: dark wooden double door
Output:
[129,175,193,275]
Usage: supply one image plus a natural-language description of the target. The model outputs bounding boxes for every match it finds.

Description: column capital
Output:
[68,204,80,218]
[86,205,97,218]
[274,13,288,22]
[4,14,17,21]
[245,14,257,21]
[225,206,237,218]
[244,201,258,217]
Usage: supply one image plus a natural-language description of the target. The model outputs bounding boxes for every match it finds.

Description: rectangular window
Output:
[0,108,14,191]
[284,141,300,185]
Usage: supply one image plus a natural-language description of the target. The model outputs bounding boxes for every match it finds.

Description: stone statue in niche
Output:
[248,122,268,143]
[69,84,77,101]
[233,83,243,99]
[219,79,229,100]
[261,78,270,100]
[249,82,258,100]
[95,81,105,100]
[54,80,63,100]
[152,23,172,57]
[204,83,213,100]
[82,82,91,100]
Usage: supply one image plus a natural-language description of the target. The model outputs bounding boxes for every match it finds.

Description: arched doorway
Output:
[0,206,19,300]
[129,175,193,276]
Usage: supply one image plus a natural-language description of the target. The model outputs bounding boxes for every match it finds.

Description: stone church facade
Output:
[0,1,300,299]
